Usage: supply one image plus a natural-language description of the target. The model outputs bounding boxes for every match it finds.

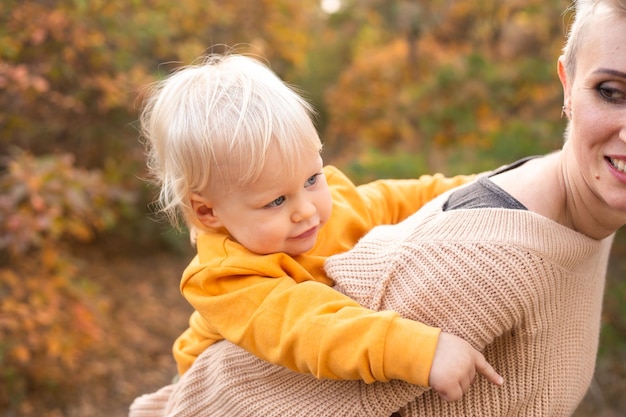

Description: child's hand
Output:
[428,332,504,401]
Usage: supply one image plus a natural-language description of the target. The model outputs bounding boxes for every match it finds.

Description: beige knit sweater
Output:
[130,194,613,417]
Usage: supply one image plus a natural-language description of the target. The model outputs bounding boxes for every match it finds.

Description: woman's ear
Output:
[557,56,571,110]
[190,193,223,228]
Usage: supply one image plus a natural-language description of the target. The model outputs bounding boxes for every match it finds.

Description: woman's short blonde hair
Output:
[140,54,322,230]
[562,0,626,77]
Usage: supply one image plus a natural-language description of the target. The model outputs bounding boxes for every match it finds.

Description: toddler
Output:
[139,53,503,401]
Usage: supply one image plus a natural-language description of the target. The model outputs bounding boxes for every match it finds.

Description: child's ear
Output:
[190,193,223,228]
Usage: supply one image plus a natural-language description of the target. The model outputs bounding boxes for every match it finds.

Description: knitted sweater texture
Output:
[130,190,613,417]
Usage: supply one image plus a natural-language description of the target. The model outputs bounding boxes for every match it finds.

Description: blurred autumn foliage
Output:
[1,0,624,416]
[0,150,135,410]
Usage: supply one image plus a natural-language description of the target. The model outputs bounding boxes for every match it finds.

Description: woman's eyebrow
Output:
[594,68,626,79]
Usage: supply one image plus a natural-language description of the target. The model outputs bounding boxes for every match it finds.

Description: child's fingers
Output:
[435,384,463,402]
[475,355,504,386]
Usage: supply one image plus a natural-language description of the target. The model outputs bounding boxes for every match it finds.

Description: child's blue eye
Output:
[305,173,320,187]
[266,196,286,208]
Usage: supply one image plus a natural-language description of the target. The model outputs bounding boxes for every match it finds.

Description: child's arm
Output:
[323,166,476,227]
[356,171,477,224]
[182,254,502,393]
[183,263,436,385]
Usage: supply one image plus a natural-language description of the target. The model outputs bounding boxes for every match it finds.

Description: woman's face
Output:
[560,7,626,217]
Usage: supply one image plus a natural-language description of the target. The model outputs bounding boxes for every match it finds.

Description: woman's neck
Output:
[559,145,625,240]
[491,151,621,240]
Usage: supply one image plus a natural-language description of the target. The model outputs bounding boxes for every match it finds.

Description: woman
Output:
[129,0,626,415]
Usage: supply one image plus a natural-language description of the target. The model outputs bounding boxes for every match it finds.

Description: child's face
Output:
[207,151,332,256]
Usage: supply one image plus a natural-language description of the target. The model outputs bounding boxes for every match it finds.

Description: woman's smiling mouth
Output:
[608,156,626,173]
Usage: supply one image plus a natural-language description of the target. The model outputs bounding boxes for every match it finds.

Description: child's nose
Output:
[291,198,316,223]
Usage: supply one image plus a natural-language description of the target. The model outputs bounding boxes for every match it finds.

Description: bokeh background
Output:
[1,0,624,416]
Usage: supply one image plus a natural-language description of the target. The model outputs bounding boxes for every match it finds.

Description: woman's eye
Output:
[266,196,286,208]
[598,84,626,103]
[305,173,320,187]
